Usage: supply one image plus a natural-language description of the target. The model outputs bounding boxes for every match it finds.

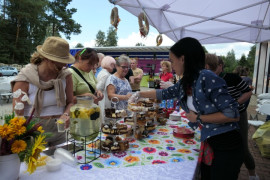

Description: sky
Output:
[63,0,254,59]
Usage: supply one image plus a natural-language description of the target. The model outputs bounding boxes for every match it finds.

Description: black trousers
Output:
[238,111,255,170]
[201,130,244,180]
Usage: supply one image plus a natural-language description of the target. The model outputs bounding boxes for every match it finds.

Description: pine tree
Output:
[1,0,48,64]
[105,26,117,46]
[135,42,145,46]
[75,43,84,48]
[238,54,247,67]
[247,45,256,73]
[95,30,106,47]
[47,0,81,39]
[224,49,237,73]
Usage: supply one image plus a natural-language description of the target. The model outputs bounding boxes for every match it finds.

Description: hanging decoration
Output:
[138,12,149,38]
[110,7,121,30]
[156,34,163,46]
[108,0,118,4]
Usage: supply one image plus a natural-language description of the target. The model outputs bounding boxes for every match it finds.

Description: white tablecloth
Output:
[20,110,199,180]
[19,160,198,180]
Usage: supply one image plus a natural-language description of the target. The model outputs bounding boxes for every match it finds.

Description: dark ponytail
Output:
[170,37,205,93]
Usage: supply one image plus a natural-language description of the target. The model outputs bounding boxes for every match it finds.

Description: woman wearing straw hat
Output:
[11,36,75,147]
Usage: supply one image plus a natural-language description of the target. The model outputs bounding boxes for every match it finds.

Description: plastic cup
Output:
[56,119,65,132]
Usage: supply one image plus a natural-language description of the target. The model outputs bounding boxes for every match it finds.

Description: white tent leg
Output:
[253,41,270,94]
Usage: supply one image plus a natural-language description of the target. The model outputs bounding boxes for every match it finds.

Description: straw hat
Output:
[36,36,75,64]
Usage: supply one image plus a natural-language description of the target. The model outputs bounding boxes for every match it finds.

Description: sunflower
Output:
[6,133,15,141]
[0,124,13,138]
[11,140,27,153]
[15,125,26,136]
[27,135,47,174]
[37,126,44,133]
[10,116,26,126]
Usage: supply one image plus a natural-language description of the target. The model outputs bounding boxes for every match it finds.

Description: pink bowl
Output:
[173,127,194,138]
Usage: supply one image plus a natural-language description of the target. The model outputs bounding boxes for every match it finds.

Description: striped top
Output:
[221,73,251,113]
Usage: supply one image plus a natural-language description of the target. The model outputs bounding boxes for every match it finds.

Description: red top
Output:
[160,72,173,82]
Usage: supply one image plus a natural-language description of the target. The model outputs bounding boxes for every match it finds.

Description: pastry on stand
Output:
[128,98,162,139]
[99,97,130,152]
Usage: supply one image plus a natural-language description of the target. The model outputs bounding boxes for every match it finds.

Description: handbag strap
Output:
[70,66,96,94]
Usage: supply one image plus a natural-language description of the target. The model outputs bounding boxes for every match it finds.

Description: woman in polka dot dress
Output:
[129,37,244,180]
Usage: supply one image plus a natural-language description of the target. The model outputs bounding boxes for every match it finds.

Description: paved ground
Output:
[238,95,270,180]
[1,92,269,179]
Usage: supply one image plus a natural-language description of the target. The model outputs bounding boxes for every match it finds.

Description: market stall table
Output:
[19,112,200,180]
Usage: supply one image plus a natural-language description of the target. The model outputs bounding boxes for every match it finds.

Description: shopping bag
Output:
[252,121,270,158]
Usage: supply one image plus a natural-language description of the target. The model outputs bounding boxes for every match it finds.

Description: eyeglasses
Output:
[120,66,129,69]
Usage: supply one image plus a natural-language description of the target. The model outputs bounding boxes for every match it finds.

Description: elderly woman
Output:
[105,54,132,110]
[11,36,75,146]
[70,48,103,104]
[96,56,116,121]
[97,56,116,92]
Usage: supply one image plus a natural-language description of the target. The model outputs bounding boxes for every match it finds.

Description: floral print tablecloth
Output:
[76,116,201,171]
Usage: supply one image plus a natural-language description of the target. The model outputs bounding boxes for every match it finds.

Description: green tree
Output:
[105,26,118,46]
[238,54,247,67]
[95,30,106,47]
[246,45,256,76]
[47,0,81,39]
[0,0,48,64]
[224,49,237,73]
[202,46,208,53]
[135,42,145,46]
[75,43,84,48]
[0,0,81,64]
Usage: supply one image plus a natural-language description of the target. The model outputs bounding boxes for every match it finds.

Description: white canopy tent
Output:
[110,0,270,94]
[111,0,270,44]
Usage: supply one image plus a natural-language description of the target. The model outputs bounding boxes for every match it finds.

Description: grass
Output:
[140,75,159,87]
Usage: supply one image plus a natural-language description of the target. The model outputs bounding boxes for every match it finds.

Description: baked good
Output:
[115,136,122,142]
[117,124,128,134]
[146,124,156,131]
[124,117,134,122]
[158,117,167,125]
[105,108,115,117]
[101,123,128,135]
[102,124,111,134]
[137,118,147,126]
[119,140,129,151]
[134,129,143,140]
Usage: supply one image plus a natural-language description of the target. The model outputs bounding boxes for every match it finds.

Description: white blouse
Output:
[96,69,111,91]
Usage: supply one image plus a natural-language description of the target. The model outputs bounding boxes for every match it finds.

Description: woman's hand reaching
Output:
[59,112,70,129]
[160,80,174,89]
[128,92,140,103]
[95,90,104,100]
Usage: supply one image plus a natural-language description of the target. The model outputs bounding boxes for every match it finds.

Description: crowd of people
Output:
[11,36,260,180]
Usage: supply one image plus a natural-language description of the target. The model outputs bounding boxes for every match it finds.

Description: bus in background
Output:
[70,46,170,75]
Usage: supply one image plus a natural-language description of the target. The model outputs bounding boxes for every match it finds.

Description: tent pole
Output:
[253,42,270,94]
[161,10,178,41]
[190,28,252,43]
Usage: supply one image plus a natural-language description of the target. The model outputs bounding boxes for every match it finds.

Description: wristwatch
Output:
[196,113,203,124]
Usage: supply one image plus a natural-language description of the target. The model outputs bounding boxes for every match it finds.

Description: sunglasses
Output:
[79,48,97,56]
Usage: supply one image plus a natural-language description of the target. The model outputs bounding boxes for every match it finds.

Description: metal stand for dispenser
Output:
[67,130,102,164]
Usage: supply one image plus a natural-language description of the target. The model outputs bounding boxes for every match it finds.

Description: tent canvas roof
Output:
[113,0,270,44]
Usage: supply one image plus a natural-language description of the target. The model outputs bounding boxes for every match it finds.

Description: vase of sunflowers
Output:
[0,153,20,180]
[0,89,50,179]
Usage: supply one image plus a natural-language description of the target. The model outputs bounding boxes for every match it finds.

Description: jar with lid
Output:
[69,96,101,141]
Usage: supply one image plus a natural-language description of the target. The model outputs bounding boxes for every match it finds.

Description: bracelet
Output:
[63,113,69,116]
[196,113,203,124]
